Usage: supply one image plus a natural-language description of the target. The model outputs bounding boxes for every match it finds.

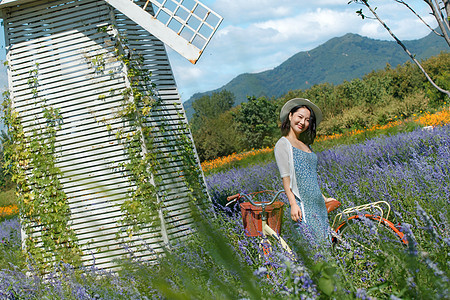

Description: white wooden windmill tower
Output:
[0,0,222,270]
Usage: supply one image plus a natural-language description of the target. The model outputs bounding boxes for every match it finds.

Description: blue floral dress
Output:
[292,147,330,246]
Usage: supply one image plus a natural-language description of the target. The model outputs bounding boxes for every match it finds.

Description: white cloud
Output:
[169,0,443,101]
[174,65,204,83]
[255,8,360,43]
[0,0,441,102]
[211,0,359,26]
[213,0,304,23]
[349,0,438,40]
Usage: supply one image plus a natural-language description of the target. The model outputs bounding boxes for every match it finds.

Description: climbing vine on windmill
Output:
[0,0,222,271]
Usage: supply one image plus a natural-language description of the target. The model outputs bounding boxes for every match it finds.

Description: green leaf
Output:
[318,277,335,296]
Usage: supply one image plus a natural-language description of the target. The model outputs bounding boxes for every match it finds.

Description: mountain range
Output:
[183,31,448,119]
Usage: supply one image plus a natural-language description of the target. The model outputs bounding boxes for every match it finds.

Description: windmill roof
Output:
[0,0,35,9]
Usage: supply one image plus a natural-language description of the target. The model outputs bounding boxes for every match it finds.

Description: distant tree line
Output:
[189,52,449,161]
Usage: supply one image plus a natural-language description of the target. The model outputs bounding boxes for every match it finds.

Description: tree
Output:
[191,90,235,132]
[349,0,450,97]
[189,91,239,161]
[233,96,278,150]
[192,110,241,161]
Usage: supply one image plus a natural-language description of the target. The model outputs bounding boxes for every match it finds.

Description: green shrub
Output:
[374,91,429,125]
[0,189,16,207]
[340,105,373,129]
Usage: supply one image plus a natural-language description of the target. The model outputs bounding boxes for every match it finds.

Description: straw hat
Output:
[280,98,323,125]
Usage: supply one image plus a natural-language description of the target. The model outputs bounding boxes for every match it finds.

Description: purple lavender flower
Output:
[0,217,21,247]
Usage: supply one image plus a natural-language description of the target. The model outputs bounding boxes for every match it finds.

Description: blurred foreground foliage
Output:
[1,125,449,299]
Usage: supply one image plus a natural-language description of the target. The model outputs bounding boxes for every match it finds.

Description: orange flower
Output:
[201,147,273,172]
[415,108,450,127]
[202,109,450,172]
[0,204,19,217]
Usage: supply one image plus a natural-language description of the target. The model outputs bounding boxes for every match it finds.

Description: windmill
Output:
[0,0,222,270]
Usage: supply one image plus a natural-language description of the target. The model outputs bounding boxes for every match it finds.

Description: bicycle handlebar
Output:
[228,190,339,214]
[240,190,285,208]
[226,194,240,202]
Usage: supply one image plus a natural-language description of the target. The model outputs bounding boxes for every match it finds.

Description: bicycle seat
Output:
[326,199,341,213]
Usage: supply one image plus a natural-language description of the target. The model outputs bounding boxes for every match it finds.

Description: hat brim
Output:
[280,98,323,126]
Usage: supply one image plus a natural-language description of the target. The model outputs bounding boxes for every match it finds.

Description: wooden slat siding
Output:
[10,43,113,84]
[14,54,120,100]
[9,23,109,53]
[12,56,120,93]
[57,151,127,174]
[7,3,106,35]
[10,47,113,81]
[3,0,208,271]
[113,0,209,241]
[6,0,208,269]
[16,93,126,126]
[10,46,112,82]
[6,2,106,38]
[9,34,110,69]
[65,189,193,211]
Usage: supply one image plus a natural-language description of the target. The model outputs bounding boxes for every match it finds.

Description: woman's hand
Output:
[282,176,302,222]
[290,203,302,222]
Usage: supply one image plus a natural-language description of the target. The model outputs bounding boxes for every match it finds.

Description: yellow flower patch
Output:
[0,205,19,218]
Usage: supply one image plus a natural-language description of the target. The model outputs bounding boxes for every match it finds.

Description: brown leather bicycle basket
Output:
[239,202,284,237]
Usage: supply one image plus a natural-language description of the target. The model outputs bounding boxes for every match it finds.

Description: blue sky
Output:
[0,0,438,102]
[166,0,437,101]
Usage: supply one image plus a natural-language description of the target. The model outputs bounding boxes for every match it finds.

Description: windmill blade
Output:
[103,0,223,64]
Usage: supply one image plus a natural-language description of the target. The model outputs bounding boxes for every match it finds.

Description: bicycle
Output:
[226,190,293,258]
[330,200,408,256]
[226,189,343,263]
[226,190,407,259]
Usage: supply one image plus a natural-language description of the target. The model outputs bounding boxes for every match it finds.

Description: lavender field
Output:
[205,125,449,298]
[1,125,449,299]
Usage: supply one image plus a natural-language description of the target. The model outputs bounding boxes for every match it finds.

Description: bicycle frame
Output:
[331,200,391,229]
[331,200,407,245]
[259,210,293,255]
[228,190,407,255]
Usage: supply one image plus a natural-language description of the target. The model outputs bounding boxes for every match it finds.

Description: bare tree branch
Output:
[425,0,450,46]
[435,0,450,32]
[444,0,450,28]
[394,0,444,37]
[350,0,450,97]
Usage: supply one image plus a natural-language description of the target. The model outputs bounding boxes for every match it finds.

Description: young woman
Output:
[274,98,335,246]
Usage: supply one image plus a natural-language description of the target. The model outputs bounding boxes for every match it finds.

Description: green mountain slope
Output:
[183,31,448,119]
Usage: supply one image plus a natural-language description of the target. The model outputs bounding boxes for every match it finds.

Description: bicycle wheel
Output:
[332,215,408,296]
[332,214,407,256]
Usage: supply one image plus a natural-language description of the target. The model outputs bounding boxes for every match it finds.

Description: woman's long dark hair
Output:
[280,105,317,145]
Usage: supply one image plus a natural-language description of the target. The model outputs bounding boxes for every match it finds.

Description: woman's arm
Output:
[282,177,302,222]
